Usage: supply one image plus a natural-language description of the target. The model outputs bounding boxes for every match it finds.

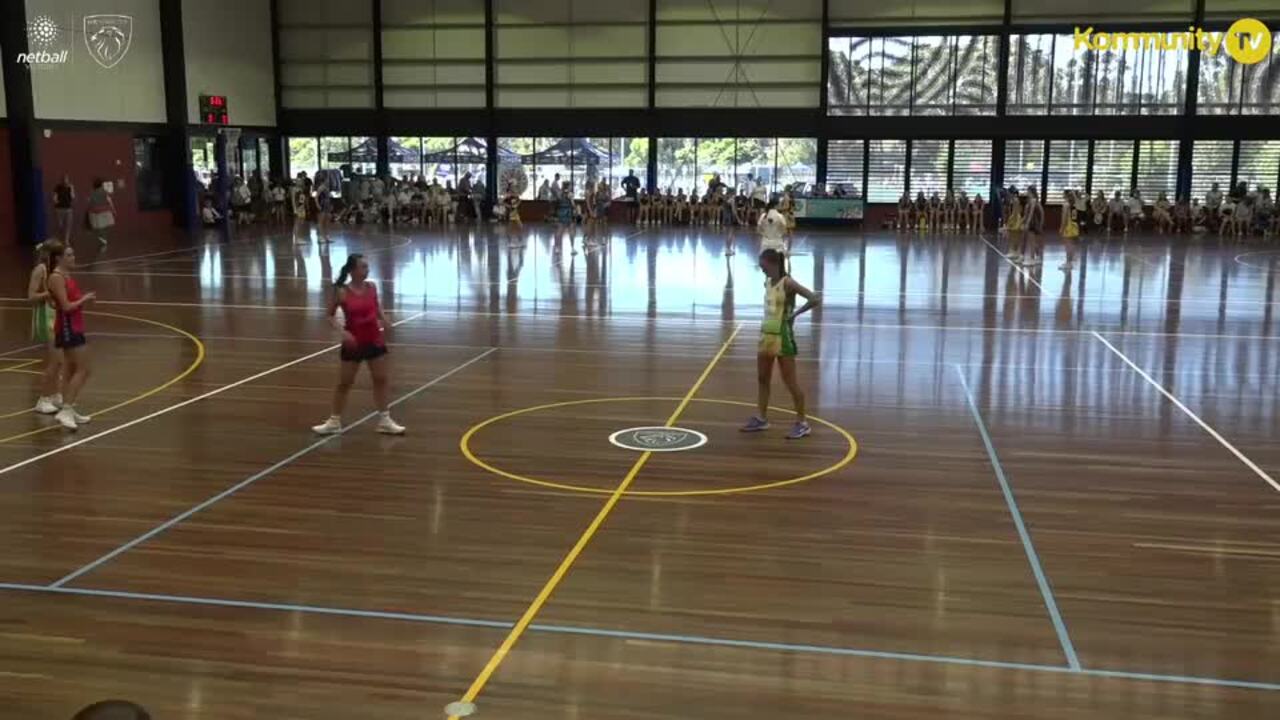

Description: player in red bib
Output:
[46,244,97,430]
[312,254,405,436]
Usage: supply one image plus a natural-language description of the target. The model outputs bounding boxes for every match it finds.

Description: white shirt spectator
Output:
[1206,189,1223,209]
[752,180,768,203]
[758,208,787,251]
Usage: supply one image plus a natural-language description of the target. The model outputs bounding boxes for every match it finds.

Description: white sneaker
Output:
[51,393,63,407]
[68,407,91,424]
[1007,252,1022,262]
[55,408,78,431]
[34,397,60,415]
[312,416,342,435]
[376,414,405,435]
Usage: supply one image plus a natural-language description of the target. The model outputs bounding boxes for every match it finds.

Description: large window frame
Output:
[827,33,999,116]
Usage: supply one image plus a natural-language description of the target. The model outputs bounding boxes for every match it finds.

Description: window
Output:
[1007,34,1052,114]
[657,0,821,108]
[607,138,649,196]
[952,140,992,199]
[827,139,865,197]
[1009,33,1186,115]
[657,138,698,195]
[1135,140,1179,200]
[1046,140,1089,203]
[1199,25,1280,115]
[828,34,997,115]
[1092,140,1134,197]
[259,138,272,177]
[777,138,818,192]
[496,0,648,108]
[133,136,165,211]
[866,139,906,202]
[278,0,375,108]
[1237,141,1280,192]
[382,0,485,108]
[389,136,423,180]
[1190,140,1233,201]
[191,136,216,186]
[910,140,948,197]
[501,137,639,199]
[1003,140,1044,194]
[288,137,319,176]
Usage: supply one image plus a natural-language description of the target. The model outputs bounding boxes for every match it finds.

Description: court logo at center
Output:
[609,426,708,453]
[84,14,133,68]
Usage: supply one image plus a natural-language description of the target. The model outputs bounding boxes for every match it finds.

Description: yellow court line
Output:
[446,323,743,719]
[0,359,41,373]
[460,396,857,497]
[0,369,42,377]
[0,311,205,443]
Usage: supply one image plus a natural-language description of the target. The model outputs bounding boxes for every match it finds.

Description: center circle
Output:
[459,397,857,497]
[609,426,708,452]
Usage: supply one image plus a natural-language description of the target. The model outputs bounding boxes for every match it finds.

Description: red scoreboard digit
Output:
[199,95,229,125]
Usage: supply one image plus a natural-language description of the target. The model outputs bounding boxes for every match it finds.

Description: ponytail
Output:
[334,253,363,288]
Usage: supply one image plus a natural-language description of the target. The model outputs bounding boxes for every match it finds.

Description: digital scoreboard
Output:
[199,95,229,125]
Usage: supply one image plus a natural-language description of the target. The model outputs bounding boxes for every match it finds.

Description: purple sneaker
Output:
[740,416,770,432]
[786,421,812,440]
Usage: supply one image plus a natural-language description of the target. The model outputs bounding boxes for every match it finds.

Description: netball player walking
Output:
[28,240,63,414]
[1023,187,1045,266]
[1059,189,1080,271]
[46,245,96,430]
[312,254,405,436]
[741,248,820,439]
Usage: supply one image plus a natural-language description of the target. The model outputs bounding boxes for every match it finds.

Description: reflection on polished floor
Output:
[0,224,1277,719]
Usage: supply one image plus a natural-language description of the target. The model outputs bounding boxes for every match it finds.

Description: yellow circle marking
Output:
[460,396,857,497]
[1225,18,1272,65]
[0,310,206,440]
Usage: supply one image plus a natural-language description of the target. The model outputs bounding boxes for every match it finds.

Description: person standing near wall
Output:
[52,175,75,243]
[86,179,115,247]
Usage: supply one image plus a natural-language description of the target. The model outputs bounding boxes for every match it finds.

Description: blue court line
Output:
[48,348,497,589]
[953,364,1082,671]
[1,582,1277,692]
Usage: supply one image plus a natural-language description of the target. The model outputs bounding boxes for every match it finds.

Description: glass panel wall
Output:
[1007,33,1186,115]
[1190,140,1234,200]
[866,139,906,202]
[828,34,998,116]
[952,140,992,199]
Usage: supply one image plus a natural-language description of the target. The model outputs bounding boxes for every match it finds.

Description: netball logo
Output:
[609,426,708,452]
[84,14,133,69]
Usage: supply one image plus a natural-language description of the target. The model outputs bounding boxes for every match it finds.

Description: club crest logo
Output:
[84,14,133,69]
[609,426,708,452]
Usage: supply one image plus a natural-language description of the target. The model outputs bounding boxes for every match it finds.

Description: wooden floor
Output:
[1,222,1278,719]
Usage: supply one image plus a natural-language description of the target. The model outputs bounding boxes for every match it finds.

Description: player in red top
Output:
[312,254,405,436]
[46,244,97,430]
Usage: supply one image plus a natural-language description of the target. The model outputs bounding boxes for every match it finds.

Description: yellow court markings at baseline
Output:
[446,325,746,720]
[460,396,857,497]
[0,310,205,437]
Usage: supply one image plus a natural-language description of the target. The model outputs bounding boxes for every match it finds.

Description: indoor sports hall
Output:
[0,2,1278,719]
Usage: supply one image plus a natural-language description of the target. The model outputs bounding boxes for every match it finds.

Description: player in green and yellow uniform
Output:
[741,248,820,439]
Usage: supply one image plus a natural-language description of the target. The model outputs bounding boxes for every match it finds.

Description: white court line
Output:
[73,331,1280,379]
[1092,330,1280,494]
[7,296,1280,341]
[0,311,425,479]
[50,347,496,588]
[1234,250,1280,272]
[978,234,1045,291]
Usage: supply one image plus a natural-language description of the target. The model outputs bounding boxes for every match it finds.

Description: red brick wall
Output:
[39,128,171,236]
